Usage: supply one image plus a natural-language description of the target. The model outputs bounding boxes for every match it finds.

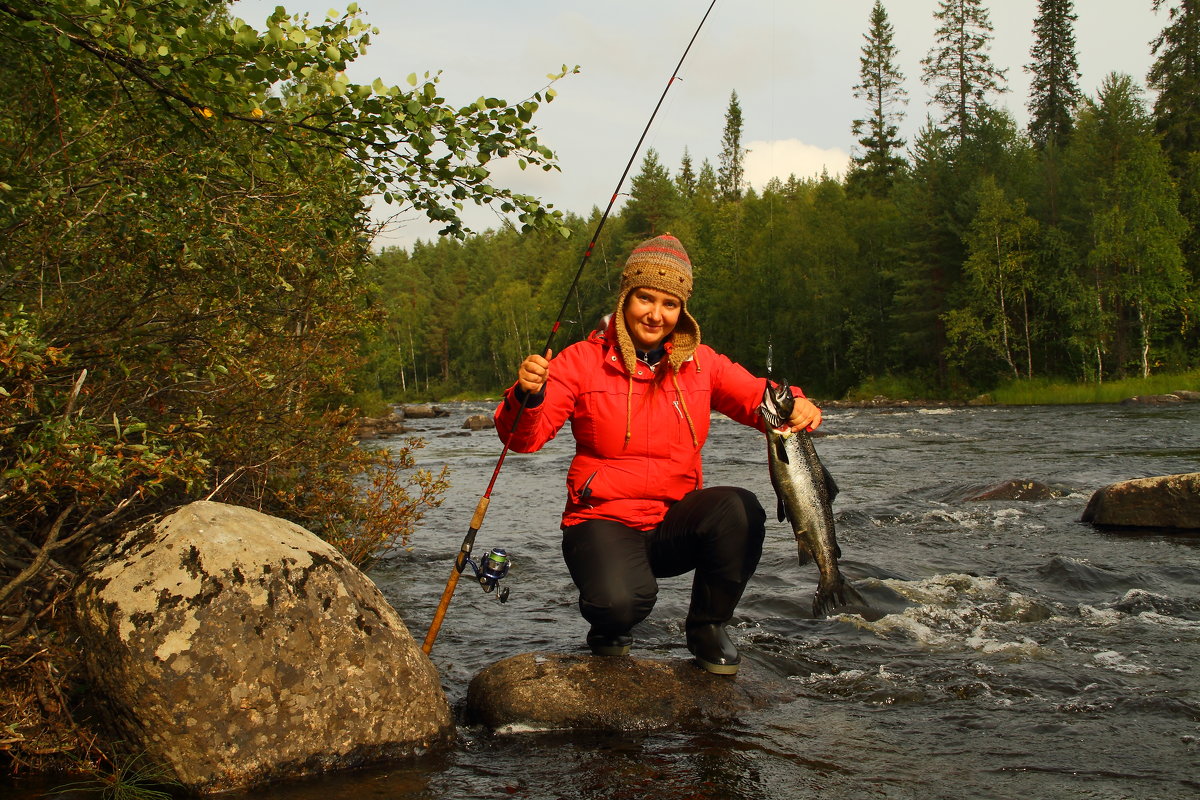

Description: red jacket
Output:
[494,321,804,530]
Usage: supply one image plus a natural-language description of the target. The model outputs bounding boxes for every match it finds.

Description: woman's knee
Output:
[563,520,657,631]
[580,589,654,632]
[706,486,766,539]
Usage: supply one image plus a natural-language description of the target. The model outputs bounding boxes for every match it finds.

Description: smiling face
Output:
[623,286,682,351]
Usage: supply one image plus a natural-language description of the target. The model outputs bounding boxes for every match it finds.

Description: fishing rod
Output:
[421,0,720,655]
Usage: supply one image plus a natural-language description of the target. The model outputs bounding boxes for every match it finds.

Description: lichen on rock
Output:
[73,501,453,794]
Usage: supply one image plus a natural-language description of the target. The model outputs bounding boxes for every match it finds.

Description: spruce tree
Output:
[920,0,1008,143]
[624,148,682,237]
[849,0,908,196]
[1026,0,1082,149]
[677,147,698,198]
[1149,0,1200,160]
[718,90,745,201]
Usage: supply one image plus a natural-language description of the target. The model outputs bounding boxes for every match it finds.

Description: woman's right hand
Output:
[517,350,552,394]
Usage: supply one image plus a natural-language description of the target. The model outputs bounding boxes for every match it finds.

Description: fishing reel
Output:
[463,547,511,603]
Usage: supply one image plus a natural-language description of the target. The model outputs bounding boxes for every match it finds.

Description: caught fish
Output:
[760,380,866,618]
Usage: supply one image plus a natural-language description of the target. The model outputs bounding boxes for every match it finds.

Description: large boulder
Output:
[965,480,1060,502]
[462,414,495,431]
[465,652,773,732]
[356,411,407,439]
[1081,473,1200,530]
[73,501,453,794]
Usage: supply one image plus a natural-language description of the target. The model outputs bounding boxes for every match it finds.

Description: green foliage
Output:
[0,0,572,773]
[0,0,573,238]
[1063,73,1190,379]
[950,175,1041,380]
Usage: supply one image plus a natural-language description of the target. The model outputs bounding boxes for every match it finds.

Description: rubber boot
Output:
[685,576,745,675]
[587,628,633,656]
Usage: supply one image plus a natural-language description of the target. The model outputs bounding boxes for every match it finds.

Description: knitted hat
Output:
[614,234,702,374]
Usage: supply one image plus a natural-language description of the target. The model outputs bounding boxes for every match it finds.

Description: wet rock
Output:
[356,412,407,438]
[966,480,1059,502]
[401,404,449,419]
[1081,472,1200,530]
[463,414,495,431]
[73,501,453,794]
[1173,390,1200,402]
[1120,394,1184,405]
[465,652,773,732]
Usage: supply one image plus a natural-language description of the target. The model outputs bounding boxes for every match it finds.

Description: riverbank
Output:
[380,368,1200,411]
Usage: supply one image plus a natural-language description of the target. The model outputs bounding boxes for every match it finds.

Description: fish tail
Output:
[812,576,868,618]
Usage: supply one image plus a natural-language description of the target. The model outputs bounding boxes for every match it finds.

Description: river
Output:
[28,401,1200,799]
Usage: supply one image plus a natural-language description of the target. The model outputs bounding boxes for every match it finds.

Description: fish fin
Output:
[821,464,840,503]
[776,496,787,523]
[794,534,813,566]
[773,435,790,465]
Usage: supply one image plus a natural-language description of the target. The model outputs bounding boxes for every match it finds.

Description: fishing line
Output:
[422,0,720,655]
[765,0,778,379]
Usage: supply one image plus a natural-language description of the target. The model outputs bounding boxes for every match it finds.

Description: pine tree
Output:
[1026,0,1082,149]
[920,0,1008,143]
[718,90,745,201]
[849,0,908,196]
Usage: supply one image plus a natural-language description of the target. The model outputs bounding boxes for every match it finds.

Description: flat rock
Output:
[401,404,449,419]
[74,501,453,794]
[1120,394,1184,405]
[465,653,775,733]
[1081,472,1200,530]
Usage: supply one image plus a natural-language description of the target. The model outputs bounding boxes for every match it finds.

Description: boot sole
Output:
[590,644,631,656]
[694,656,739,675]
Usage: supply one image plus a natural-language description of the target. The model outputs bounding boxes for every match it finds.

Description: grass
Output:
[989,369,1200,405]
[54,751,181,800]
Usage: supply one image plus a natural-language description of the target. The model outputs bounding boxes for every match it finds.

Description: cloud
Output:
[744,139,850,187]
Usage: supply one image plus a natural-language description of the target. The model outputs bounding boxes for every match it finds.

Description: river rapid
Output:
[263,400,1198,800]
[27,401,1200,800]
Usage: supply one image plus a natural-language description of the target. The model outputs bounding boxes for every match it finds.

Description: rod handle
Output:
[421,566,461,655]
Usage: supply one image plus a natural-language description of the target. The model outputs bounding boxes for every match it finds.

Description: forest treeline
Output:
[361,0,1200,402]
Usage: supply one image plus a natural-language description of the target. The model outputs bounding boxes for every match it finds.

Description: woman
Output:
[495,234,821,675]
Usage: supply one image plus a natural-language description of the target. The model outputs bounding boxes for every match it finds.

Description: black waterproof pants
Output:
[561,486,767,637]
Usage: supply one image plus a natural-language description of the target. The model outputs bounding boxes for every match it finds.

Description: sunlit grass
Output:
[990,369,1200,405]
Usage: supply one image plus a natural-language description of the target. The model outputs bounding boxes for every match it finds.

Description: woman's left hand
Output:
[787,396,822,432]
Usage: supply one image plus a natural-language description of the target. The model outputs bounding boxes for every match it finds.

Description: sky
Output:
[228,1,1168,249]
